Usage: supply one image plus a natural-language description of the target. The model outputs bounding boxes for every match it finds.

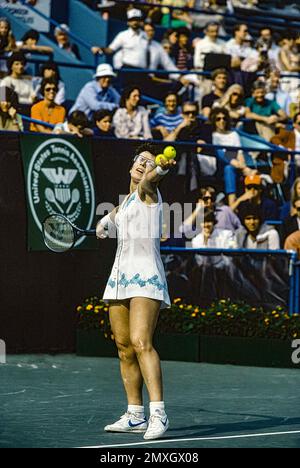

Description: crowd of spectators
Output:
[0,3,300,255]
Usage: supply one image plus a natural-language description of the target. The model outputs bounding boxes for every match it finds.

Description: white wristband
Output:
[98,213,115,238]
[156,166,169,176]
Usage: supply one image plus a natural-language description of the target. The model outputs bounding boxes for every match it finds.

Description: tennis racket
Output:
[42,214,96,253]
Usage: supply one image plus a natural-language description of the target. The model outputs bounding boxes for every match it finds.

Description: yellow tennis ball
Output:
[155,154,167,165]
[163,146,177,160]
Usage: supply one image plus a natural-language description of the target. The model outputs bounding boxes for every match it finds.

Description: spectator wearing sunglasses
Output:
[236,203,280,250]
[283,197,300,242]
[211,107,256,206]
[179,186,241,239]
[212,84,246,125]
[231,174,279,222]
[165,101,211,143]
[30,77,65,133]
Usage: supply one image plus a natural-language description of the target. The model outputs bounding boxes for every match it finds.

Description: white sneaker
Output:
[143,410,169,440]
[104,412,148,433]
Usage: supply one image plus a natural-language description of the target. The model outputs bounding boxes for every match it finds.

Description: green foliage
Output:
[76,297,300,341]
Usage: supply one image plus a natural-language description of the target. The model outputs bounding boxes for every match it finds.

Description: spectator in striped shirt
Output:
[150,92,183,139]
[172,27,193,70]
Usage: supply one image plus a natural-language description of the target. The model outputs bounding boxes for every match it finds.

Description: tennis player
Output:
[96,144,175,440]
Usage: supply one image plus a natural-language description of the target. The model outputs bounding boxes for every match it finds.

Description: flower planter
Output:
[154,332,200,362]
[76,329,117,358]
[199,335,297,369]
[76,329,199,362]
[76,329,298,369]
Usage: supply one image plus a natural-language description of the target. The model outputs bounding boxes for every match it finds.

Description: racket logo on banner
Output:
[27,138,95,249]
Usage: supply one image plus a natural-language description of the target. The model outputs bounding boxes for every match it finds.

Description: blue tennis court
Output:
[1,355,300,448]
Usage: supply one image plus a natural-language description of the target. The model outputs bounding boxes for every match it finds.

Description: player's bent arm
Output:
[96,206,119,239]
[139,160,176,199]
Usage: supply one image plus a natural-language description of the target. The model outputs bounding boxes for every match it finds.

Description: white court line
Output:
[81,430,300,448]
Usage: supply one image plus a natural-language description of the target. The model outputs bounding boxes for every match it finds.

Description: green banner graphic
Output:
[21,134,97,251]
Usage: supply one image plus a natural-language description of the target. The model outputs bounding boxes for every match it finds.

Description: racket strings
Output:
[43,215,75,253]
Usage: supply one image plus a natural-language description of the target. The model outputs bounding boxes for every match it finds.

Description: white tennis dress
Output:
[103,188,171,309]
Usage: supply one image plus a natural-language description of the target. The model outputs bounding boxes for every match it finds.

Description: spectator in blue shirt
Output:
[245,80,287,141]
[150,92,183,139]
[70,63,120,120]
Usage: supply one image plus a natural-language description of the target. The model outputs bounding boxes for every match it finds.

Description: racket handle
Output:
[85,229,96,236]
[75,229,96,236]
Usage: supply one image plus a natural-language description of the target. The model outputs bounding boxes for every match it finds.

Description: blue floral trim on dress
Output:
[108,273,167,292]
[108,279,116,288]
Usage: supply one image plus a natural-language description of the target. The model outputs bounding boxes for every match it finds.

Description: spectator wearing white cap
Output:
[70,63,120,120]
[91,9,148,87]
[54,23,81,61]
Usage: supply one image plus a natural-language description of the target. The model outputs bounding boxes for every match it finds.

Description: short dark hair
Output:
[239,202,262,223]
[164,92,179,104]
[233,23,247,35]
[94,109,112,124]
[134,143,162,158]
[39,61,60,80]
[40,77,58,97]
[203,208,216,224]
[182,101,199,113]
[252,80,266,92]
[68,111,88,128]
[210,107,231,131]
[120,85,141,108]
[177,27,190,38]
[211,68,228,81]
[7,52,26,74]
[21,29,40,43]
[129,143,163,171]
[205,21,220,30]
[259,26,273,35]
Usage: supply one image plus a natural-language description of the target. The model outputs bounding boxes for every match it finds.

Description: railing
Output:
[161,246,299,315]
[14,121,300,160]
[109,0,300,30]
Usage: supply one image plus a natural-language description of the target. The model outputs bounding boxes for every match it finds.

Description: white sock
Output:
[128,405,145,419]
[150,401,166,416]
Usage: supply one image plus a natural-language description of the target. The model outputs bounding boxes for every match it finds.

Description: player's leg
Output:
[104,300,147,433]
[109,300,143,405]
[129,297,169,439]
